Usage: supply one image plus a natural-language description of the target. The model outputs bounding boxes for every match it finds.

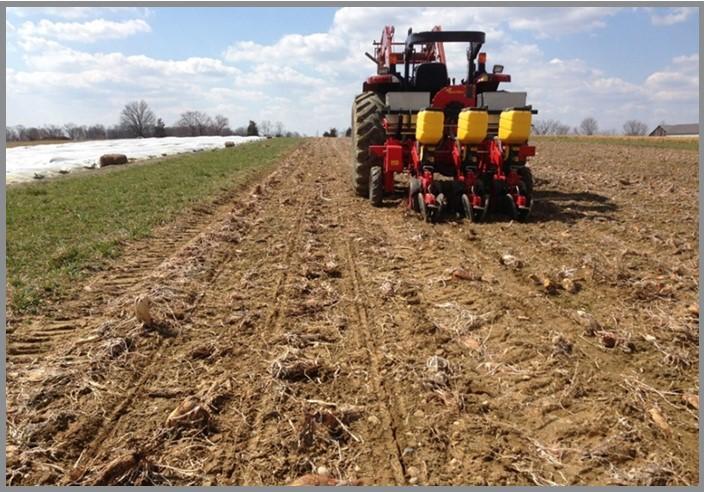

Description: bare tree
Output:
[39,125,66,140]
[176,111,213,136]
[259,120,272,137]
[533,120,558,135]
[64,123,85,141]
[533,119,572,136]
[623,120,648,136]
[579,117,599,136]
[85,124,107,140]
[212,115,230,136]
[25,127,41,140]
[120,100,156,138]
[274,121,284,137]
[555,123,570,135]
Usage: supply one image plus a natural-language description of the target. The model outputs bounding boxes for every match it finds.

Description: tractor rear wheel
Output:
[351,92,385,197]
[369,166,384,207]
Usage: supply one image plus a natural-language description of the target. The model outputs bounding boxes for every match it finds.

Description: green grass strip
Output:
[7,137,301,314]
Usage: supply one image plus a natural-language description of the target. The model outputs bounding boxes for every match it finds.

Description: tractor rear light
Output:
[366,74,399,85]
[517,195,527,207]
[472,195,482,207]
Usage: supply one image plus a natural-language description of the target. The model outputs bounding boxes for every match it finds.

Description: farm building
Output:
[649,123,699,137]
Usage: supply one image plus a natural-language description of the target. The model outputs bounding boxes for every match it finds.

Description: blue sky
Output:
[5,5,701,135]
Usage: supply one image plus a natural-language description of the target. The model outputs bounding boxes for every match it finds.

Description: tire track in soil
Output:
[331,141,407,484]
[207,139,406,485]
[330,137,697,484]
[224,139,404,485]
[67,143,318,484]
[5,142,309,485]
[6,162,286,358]
[225,156,319,485]
[122,138,353,485]
[330,139,487,485]
[365,209,649,484]
[64,245,239,484]
[70,141,319,485]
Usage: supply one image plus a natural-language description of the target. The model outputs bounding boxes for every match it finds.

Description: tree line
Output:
[533,117,651,136]
[5,100,301,142]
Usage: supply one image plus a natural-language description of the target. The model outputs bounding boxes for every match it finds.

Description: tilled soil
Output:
[5,138,699,485]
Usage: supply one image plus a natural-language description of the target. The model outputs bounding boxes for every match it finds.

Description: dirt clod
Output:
[166,396,210,428]
[647,407,671,436]
[682,393,698,410]
[134,295,153,325]
[600,331,618,348]
[92,451,143,485]
[500,254,522,269]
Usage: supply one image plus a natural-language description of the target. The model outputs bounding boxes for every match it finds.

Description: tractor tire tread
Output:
[351,91,385,197]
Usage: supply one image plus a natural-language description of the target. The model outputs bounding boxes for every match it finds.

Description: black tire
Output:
[351,92,385,197]
[517,167,533,222]
[506,194,518,220]
[463,193,490,223]
[480,195,490,222]
[518,166,534,196]
[461,193,472,220]
[517,207,531,222]
[369,166,384,207]
[409,177,421,212]
[417,192,427,220]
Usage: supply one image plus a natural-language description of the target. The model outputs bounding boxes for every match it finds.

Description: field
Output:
[5,137,700,485]
[6,138,298,314]
[534,135,699,151]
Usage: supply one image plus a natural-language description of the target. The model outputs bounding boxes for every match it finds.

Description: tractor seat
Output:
[414,63,449,94]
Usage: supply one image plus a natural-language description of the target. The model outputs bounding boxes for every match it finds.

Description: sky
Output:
[5,5,701,135]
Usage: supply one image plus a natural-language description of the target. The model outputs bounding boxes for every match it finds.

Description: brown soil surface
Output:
[6,138,699,485]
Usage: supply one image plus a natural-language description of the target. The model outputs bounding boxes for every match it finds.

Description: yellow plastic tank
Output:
[415,108,444,145]
[499,109,532,144]
[457,108,488,144]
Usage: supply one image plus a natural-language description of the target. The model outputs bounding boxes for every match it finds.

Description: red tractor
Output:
[351,26,536,222]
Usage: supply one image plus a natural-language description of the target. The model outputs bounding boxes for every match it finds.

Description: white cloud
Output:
[5,7,701,135]
[648,7,696,26]
[507,7,621,37]
[644,53,699,102]
[18,18,151,43]
[8,7,151,20]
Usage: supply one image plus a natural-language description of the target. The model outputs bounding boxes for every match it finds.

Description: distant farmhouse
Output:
[649,123,699,137]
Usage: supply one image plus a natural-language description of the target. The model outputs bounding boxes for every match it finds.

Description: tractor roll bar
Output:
[404,31,485,49]
[403,30,486,96]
